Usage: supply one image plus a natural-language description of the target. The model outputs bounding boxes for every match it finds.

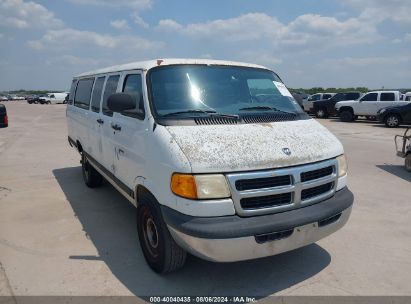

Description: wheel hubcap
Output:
[142,211,160,258]
[387,116,398,126]
[317,110,324,117]
[146,218,159,248]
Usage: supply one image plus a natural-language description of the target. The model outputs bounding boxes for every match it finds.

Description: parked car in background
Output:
[0,104,8,128]
[291,92,304,108]
[377,103,411,128]
[405,92,411,102]
[27,95,41,104]
[0,96,8,101]
[39,92,69,104]
[302,93,336,113]
[336,91,410,122]
[312,92,362,118]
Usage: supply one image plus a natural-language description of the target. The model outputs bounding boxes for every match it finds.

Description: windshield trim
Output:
[145,64,308,126]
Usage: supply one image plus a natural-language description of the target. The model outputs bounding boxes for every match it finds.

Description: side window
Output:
[380,93,395,101]
[122,74,145,118]
[360,93,378,102]
[310,94,320,101]
[74,78,94,109]
[68,80,77,105]
[348,93,360,100]
[91,76,105,113]
[102,75,120,116]
[323,94,331,99]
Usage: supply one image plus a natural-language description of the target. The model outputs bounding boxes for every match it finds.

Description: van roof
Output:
[75,58,270,78]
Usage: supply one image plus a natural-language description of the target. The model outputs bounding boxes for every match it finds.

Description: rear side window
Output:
[68,80,77,105]
[323,94,332,99]
[91,76,105,113]
[74,78,94,109]
[361,93,378,101]
[122,74,145,115]
[102,75,120,116]
[347,93,360,100]
[380,93,395,101]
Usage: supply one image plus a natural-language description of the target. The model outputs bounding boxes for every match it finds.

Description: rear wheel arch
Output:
[339,106,354,114]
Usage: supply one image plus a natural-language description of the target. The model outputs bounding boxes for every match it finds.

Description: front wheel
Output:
[405,154,411,172]
[137,192,186,273]
[315,107,327,118]
[385,114,400,128]
[340,110,354,122]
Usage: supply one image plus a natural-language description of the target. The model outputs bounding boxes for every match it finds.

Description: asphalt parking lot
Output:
[0,102,410,297]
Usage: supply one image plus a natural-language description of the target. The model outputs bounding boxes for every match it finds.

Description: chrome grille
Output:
[226,159,338,216]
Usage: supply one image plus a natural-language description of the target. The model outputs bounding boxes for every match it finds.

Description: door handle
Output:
[97,118,104,124]
[111,123,122,131]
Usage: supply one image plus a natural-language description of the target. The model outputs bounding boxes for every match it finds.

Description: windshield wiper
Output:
[239,106,296,115]
[162,109,239,119]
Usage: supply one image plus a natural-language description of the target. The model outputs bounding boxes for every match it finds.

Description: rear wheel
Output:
[137,192,186,273]
[385,114,400,128]
[315,107,327,118]
[340,110,354,122]
[405,154,411,172]
[81,153,103,188]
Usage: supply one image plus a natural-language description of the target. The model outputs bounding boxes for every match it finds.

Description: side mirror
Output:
[108,93,137,112]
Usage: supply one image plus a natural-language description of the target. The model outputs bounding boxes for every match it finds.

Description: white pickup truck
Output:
[335,91,409,122]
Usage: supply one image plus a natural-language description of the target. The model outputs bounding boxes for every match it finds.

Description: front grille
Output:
[242,113,296,124]
[194,117,238,125]
[301,182,334,200]
[235,175,291,191]
[240,193,292,209]
[301,166,333,182]
[226,159,338,216]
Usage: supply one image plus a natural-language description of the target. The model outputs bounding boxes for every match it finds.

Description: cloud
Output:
[132,13,149,28]
[0,0,63,29]
[343,0,411,24]
[157,13,379,48]
[156,19,183,31]
[27,28,163,51]
[322,55,411,68]
[46,54,105,67]
[67,0,152,10]
[110,19,130,30]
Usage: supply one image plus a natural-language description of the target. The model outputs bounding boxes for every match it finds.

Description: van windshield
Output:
[149,65,304,118]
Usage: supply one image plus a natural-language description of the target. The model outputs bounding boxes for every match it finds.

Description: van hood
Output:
[166,119,343,173]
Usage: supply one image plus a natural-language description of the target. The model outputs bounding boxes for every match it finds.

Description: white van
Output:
[66,59,353,273]
[39,92,68,104]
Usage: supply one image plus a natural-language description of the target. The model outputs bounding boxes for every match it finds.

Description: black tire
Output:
[81,153,103,188]
[340,110,354,122]
[315,107,327,118]
[137,192,187,273]
[405,154,411,172]
[384,114,400,128]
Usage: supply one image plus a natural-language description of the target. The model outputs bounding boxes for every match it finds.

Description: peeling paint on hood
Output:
[166,119,343,173]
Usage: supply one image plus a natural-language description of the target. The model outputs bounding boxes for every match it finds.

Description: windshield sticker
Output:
[273,81,293,97]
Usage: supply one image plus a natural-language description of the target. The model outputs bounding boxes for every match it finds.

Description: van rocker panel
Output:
[161,187,353,239]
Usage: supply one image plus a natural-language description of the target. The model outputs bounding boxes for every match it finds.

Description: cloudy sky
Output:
[0,0,410,91]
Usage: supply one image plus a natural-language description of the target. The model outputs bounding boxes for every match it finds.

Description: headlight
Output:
[171,173,231,199]
[336,154,347,177]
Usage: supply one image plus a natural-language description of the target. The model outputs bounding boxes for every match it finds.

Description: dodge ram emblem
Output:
[282,148,291,156]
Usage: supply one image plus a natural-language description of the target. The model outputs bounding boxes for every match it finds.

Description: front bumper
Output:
[162,187,353,262]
